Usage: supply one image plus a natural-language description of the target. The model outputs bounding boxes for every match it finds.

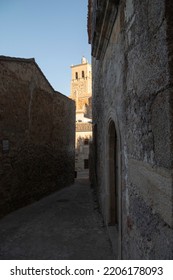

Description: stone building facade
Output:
[70,57,92,174]
[75,122,92,172]
[0,56,75,218]
[88,0,173,259]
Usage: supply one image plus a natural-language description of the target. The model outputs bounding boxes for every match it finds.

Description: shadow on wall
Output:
[0,56,75,219]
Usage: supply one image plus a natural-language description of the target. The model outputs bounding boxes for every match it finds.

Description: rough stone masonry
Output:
[0,56,75,218]
[88,0,173,259]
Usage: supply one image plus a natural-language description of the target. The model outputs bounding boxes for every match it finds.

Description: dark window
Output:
[75,72,78,79]
[82,71,85,78]
[84,138,89,145]
[84,159,89,169]
[2,139,9,153]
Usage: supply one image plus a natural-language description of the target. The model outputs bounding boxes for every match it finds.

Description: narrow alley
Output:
[0,175,114,260]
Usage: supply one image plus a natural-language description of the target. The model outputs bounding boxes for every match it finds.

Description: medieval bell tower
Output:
[69,57,92,174]
[70,56,92,121]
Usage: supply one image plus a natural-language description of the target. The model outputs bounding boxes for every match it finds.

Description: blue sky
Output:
[0,0,91,96]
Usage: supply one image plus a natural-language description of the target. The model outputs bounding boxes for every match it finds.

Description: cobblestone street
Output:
[0,177,114,260]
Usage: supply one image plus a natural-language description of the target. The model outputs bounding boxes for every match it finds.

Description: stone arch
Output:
[105,111,122,259]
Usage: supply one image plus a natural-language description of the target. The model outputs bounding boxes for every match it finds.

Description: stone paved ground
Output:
[0,178,114,260]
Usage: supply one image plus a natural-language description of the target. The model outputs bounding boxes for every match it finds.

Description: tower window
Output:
[84,138,89,145]
[82,71,85,78]
[75,72,78,79]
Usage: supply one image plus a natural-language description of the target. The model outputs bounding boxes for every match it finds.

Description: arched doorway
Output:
[107,119,121,259]
[108,120,119,227]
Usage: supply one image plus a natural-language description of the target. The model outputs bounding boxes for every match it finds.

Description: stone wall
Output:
[89,0,173,259]
[0,56,75,218]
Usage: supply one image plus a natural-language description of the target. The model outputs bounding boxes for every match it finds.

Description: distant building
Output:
[0,55,75,218]
[70,57,92,174]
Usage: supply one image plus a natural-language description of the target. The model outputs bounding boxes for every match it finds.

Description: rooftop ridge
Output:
[0,55,35,63]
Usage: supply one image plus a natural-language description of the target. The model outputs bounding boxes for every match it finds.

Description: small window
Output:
[84,159,89,169]
[75,72,78,79]
[84,138,89,145]
[2,139,9,153]
[82,71,85,78]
